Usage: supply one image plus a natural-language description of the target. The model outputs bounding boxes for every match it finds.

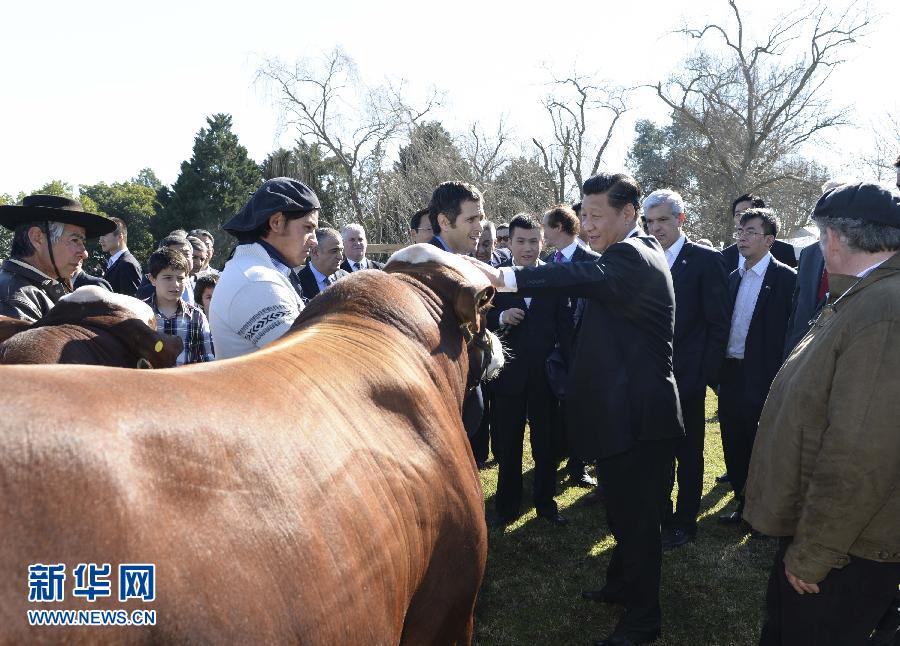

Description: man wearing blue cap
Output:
[744,182,900,645]
[209,178,320,359]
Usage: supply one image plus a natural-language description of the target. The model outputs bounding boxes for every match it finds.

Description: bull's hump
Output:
[61,286,156,327]
[388,244,491,290]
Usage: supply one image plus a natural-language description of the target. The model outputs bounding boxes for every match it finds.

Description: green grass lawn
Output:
[474,390,775,646]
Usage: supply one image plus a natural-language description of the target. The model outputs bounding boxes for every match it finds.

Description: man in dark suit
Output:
[427,182,488,438]
[783,241,826,357]
[99,217,142,297]
[643,190,730,550]
[470,219,510,468]
[469,172,684,646]
[488,214,573,527]
[339,223,385,273]
[718,208,797,525]
[297,227,349,300]
[722,194,797,272]
[542,203,599,488]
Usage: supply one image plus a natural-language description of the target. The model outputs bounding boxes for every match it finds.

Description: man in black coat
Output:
[339,223,385,273]
[643,190,730,551]
[487,214,573,527]
[99,217,143,297]
[468,173,684,646]
[783,240,827,358]
[718,208,797,525]
[722,194,797,271]
[297,227,349,300]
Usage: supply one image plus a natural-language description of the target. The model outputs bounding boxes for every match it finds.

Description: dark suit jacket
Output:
[297,264,349,300]
[104,250,143,297]
[429,236,450,252]
[559,244,600,332]
[487,266,574,396]
[514,234,684,460]
[727,257,797,410]
[340,258,385,273]
[783,243,825,357]
[723,239,797,273]
[73,271,112,292]
[670,239,730,395]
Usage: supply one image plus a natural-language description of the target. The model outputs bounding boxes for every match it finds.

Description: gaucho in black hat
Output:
[0,194,116,321]
[208,177,320,359]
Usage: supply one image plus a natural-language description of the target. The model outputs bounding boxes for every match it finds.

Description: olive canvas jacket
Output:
[744,251,900,583]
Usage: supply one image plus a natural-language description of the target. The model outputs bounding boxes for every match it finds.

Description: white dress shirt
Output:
[559,239,580,262]
[726,252,772,359]
[107,249,126,269]
[857,259,888,277]
[309,263,332,292]
[664,233,686,269]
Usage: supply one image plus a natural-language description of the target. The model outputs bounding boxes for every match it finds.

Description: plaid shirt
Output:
[145,294,215,365]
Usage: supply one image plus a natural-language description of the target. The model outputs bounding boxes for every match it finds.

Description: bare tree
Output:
[656,0,871,241]
[852,111,900,183]
[257,48,435,234]
[532,72,630,201]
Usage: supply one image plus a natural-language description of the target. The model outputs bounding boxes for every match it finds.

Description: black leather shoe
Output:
[538,510,569,526]
[717,510,743,525]
[715,472,730,483]
[661,527,695,551]
[592,630,660,645]
[581,588,626,605]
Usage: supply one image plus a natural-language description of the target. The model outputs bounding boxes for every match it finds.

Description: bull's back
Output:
[0,327,484,643]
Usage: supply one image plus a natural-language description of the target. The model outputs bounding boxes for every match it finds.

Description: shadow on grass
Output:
[474,391,777,646]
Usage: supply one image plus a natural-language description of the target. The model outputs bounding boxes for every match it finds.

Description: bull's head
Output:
[386,244,505,388]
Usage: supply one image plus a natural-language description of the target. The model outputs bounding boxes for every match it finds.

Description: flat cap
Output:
[223,177,320,235]
[813,182,900,227]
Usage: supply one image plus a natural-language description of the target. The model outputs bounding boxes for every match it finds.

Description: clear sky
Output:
[1,0,896,196]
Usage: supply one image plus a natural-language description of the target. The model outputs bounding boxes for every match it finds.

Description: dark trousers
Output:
[462,384,484,438]
[597,440,673,640]
[553,407,590,477]
[718,360,763,508]
[468,385,492,463]
[493,382,559,519]
[760,538,900,646]
[664,390,706,532]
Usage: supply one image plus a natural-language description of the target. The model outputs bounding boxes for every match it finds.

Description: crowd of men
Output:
[0,153,899,646]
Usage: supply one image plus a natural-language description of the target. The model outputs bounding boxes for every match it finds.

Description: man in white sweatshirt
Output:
[209,178,320,359]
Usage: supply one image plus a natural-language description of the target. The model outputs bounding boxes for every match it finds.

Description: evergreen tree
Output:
[158,114,262,263]
[80,180,160,264]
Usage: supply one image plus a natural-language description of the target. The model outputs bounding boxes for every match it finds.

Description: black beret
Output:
[813,182,900,227]
[223,177,320,235]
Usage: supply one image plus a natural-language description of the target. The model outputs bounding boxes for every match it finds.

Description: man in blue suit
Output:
[718,208,796,525]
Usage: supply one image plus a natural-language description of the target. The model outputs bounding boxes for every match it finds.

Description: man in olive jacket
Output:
[744,182,900,646]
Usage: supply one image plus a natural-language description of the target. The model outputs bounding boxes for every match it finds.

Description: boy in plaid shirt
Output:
[144,247,214,365]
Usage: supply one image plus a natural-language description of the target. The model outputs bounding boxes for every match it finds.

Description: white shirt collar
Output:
[308,262,329,285]
[626,225,642,239]
[664,233,687,268]
[107,249,126,267]
[740,251,772,278]
[857,258,888,278]
[560,239,580,260]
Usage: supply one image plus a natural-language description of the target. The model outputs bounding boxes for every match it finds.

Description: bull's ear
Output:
[453,285,496,332]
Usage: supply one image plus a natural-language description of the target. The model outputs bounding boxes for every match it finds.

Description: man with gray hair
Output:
[745,182,900,645]
[298,227,349,300]
[643,189,730,550]
[0,194,116,321]
[340,223,384,273]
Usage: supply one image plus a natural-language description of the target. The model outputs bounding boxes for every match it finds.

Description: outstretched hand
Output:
[463,256,505,288]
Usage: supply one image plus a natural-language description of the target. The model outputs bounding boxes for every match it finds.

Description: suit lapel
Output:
[748,262,776,332]
[670,240,692,281]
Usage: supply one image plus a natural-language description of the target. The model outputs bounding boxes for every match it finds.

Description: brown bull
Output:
[0,286,181,368]
[0,245,502,645]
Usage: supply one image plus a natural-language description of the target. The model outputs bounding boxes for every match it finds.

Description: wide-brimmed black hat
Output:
[223,177,321,236]
[0,194,117,238]
[813,182,900,227]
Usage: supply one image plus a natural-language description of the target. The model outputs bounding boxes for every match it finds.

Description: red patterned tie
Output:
[816,268,829,303]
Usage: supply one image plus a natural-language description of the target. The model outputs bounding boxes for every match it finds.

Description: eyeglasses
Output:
[416,226,432,233]
[733,229,767,240]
